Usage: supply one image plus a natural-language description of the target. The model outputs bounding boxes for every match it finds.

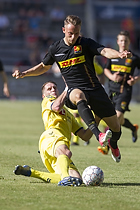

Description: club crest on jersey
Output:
[125,58,132,66]
[121,101,127,110]
[74,45,82,54]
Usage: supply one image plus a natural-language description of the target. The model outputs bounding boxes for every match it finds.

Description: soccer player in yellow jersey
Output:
[14,81,93,186]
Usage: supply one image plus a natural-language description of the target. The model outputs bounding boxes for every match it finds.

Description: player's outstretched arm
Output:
[100,48,132,59]
[77,128,93,142]
[12,62,52,79]
[52,87,68,112]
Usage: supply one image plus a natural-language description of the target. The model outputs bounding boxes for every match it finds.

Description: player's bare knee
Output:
[75,92,85,102]
[66,150,72,159]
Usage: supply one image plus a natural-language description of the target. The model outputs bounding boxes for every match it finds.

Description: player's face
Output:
[43,83,59,98]
[62,23,81,46]
[117,35,130,52]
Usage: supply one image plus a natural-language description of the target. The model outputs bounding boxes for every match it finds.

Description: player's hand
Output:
[12,70,24,79]
[112,72,123,83]
[119,50,132,59]
[127,75,138,86]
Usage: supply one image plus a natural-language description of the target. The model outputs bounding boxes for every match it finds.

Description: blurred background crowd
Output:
[0,0,140,100]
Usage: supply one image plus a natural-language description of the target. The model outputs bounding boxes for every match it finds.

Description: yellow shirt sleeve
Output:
[94,61,103,75]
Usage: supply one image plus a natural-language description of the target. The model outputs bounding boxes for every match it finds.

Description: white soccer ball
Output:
[82,165,104,186]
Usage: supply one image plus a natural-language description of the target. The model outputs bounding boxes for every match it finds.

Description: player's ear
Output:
[62,27,65,34]
[42,94,45,99]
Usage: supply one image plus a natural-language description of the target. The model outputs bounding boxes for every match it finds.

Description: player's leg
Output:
[103,114,121,162]
[55,142,82,186]
[69,88,111,144]
[14,165,61,183]
[117,110,139,143]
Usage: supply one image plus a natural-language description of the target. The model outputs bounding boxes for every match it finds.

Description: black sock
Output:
[122,118,135,132]
[109,129,121,149]
[110,140,117,149]
[77,100,100,140]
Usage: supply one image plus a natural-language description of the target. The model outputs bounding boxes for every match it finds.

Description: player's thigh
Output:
[116,110,125,125]
[55,143,72,159]
[94,114,101,126]
[103,114,120,132]
[69,88,87,104]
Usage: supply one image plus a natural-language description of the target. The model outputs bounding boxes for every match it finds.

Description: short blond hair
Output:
[64,15,81,27]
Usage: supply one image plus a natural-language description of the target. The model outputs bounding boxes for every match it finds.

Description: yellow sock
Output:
[72,135,79,143]
[30,169,61,183]
[57,154,70,179]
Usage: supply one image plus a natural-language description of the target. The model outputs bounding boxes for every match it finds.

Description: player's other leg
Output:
[69,89,109,143]
[116,93,139,142]
[55,144,82,186]
[104,115,121,163]
[122,118,139,142]
[132,124,139,142]
[14,165,61,183]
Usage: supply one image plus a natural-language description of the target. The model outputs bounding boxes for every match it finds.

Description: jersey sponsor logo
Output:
[74,45,82,54]
[59,55,85,68]
[111,64,131,73]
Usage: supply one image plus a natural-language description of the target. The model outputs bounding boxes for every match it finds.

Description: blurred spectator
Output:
[25,32,39,49]
[121,15,135,48]
[27,8,44,32]
[28,49,41,66]
[13,49,41,72]
[13,8,29,37]
[0,11,10,32]
[39,30,54,50]
[50,6,65,23]
[0,59,10,98]
[68,0,85,4]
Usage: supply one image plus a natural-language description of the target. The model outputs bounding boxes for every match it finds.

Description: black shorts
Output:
[65,87,116,119]
[110,89,132,113]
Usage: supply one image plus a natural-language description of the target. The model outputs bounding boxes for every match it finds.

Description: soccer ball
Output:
[82,165,104,186]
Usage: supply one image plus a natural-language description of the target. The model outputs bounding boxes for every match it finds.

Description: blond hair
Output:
[64,15,81,27]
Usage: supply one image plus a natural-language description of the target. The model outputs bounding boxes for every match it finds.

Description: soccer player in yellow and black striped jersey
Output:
[14,81,93,186]
[98,31,140,155]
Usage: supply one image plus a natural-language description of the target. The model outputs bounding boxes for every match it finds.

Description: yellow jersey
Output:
[41,95,82,141]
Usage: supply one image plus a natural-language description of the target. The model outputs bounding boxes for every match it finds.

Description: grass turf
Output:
[0,100,140,210]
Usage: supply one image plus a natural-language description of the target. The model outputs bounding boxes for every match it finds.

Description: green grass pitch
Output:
[0,100,140,210]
